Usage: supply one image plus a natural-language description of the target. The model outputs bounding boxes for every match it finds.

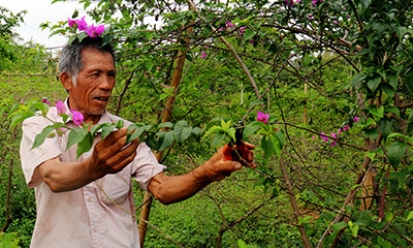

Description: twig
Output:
[279,157,312,248]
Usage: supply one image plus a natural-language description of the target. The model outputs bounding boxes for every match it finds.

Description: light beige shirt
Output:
[20,101,165,248]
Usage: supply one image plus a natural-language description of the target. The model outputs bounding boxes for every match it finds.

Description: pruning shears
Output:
[222,121,256,169]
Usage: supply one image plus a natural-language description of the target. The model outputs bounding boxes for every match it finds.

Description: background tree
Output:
[2,0,413,247]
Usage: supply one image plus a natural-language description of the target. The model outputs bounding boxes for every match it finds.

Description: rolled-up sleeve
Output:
[20,116,62,188]
[131,143,166,190]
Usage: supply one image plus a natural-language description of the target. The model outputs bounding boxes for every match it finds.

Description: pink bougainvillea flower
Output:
[330,141,338,147]
[68,18,77,28]
[200,51,207,58]
[71,110,84,126]
[257,111,270,124]
[284,0,300,6]
[337,128,343,134]
[320,132,329,142]
[86,24,105,38]
[226,21,235,28]
[312,0,323,5]
[239,26,246,35]
[77,16,88,31]
[343,125,350,131]
[331,132,337,139]
[42,97,50,105]
[353,116,360,122]
[56,100,66,116]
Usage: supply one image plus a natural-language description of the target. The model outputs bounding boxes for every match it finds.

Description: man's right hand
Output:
[89,128,140,177]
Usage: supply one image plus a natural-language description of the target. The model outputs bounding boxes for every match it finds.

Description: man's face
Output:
[62,47,116,123]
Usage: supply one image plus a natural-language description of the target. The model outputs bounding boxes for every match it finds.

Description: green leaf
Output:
[221,119,232,131]
[31,125,58,150]
[274,131,284,149]
[237,239,248,248]
[66,128,88,151]
[243,121,266,138]
[211,131,226,148]
[181,127,193,141]
[368,105,384,120]
[387,141,407,168]
[203,126,224,139]
[385,212,394,222]
[158,131,175,151]
[385,106,400,118]
[367,77,381,92]
[378,118,393,140]
[191,127,203,139]
[387,132,409,142]
[350,223,359,237]
[243,29,255,42]
[101,125,116,139]
[227,126,236,143]
[365,151,376,161]
[363,128,379,140]
[407,211,413,221]
[127,124,146,143]
[329,222,348,241]
[159,122,174,129]
[261,134,280,158]
[115,120,124,129]
[89,123,108,136]
[76,132,94,159]
[351,72,367,87]
[332,222,348,232]
[377,236,392,248]
[248,99,264,110]
[174,121,192,142]
[387,74,398,89]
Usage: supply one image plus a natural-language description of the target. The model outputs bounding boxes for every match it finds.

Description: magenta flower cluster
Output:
[318,116,360,147]
[312,0,323,6]
[68,16,105,38]
[257,111,270,124]
[284,0,301,7]
[46,99,84,126]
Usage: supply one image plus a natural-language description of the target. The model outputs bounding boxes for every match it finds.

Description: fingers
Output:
[220,142,256,169]
[243,142,255,150]
[105,138,139,171]
[91,128,140,174]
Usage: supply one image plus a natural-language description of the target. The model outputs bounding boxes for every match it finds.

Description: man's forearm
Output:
[38,157,102,192]
[147,170,212,205]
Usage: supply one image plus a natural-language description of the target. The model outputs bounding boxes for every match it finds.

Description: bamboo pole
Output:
[138,13,195,248]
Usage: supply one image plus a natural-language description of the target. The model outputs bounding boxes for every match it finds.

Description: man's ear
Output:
[60,72,73,91]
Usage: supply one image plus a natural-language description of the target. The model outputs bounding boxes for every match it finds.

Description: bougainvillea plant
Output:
[11,97,282,164]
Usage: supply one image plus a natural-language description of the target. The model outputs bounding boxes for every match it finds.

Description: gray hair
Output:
[59,37,115,85]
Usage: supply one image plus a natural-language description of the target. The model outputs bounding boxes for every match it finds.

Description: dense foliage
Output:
[2,0,413,247]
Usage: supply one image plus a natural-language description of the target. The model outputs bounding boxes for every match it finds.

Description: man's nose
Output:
[98,75,114,91]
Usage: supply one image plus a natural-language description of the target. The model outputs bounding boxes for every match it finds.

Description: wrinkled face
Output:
[61,47,116,123]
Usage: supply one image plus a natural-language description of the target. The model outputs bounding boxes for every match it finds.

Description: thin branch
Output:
[279,157,312,248]
[115,70,135,115]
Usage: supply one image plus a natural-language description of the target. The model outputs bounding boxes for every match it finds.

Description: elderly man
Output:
[20,36,253,247]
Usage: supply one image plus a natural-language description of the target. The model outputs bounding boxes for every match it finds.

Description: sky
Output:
[1,0,92,48]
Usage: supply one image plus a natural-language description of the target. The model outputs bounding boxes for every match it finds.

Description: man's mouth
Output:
[93,96,109,102]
